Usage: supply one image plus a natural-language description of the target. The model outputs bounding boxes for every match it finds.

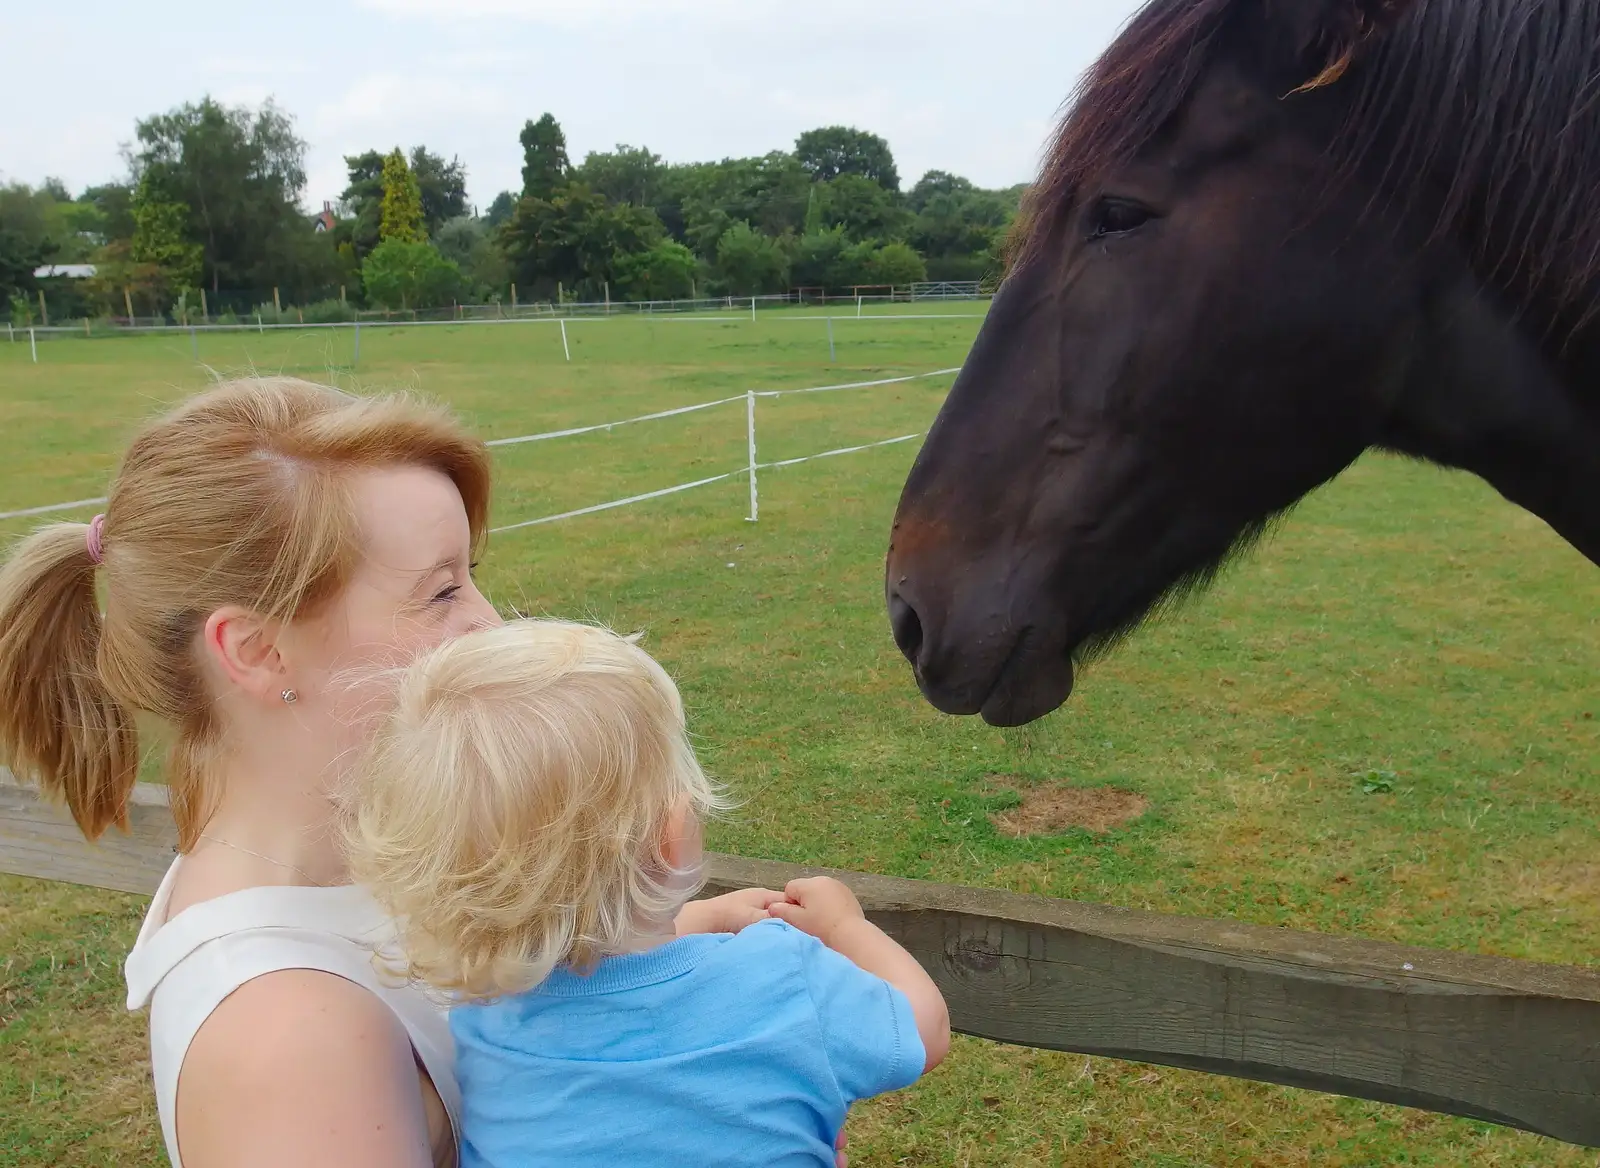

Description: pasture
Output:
[1,309,1596,1166]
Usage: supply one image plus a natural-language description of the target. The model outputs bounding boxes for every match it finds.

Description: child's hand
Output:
[768,877,865,947]
[674,887,785,936]
[776,877,950,1074]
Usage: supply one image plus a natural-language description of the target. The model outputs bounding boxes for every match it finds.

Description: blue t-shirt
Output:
[450,917,926,1168]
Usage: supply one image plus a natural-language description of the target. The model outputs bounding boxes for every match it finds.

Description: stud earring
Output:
[281,689,299,704]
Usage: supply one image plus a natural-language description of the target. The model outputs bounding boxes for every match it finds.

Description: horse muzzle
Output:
[886,561,1075,727]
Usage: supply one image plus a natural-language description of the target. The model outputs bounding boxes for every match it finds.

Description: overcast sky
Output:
[3,0,1145,211]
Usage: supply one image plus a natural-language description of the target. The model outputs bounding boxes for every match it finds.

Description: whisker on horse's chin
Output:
[1070,511,1289,667]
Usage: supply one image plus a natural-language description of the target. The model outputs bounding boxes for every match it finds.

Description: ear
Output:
[202,606,288,704]
[1265,0,1418,93]
[658,798,701,874]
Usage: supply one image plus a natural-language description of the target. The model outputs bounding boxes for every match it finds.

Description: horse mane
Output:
[1015,0,1600,327]
[1349,0,1600,319]
[1014,0,1233,261]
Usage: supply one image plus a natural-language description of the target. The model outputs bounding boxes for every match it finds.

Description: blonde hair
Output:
[343,619,728,1002]
[0,376,491,849]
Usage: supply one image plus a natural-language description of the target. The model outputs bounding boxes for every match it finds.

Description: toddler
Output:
[344,619,950,1167]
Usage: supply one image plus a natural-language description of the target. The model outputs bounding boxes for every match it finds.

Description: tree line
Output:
[2,98,1023,322]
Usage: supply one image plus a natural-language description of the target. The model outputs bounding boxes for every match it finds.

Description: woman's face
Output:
[289,464,502,744]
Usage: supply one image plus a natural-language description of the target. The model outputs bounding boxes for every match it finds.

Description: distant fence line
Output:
[10,283,992,336]
[5,297,991,368]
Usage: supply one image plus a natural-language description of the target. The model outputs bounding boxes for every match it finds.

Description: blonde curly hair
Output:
[342,619,728,1001]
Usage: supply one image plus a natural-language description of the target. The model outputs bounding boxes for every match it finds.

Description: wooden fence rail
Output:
[4,775,1599,1148]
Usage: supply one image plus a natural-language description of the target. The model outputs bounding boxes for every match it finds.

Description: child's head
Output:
[342,618,726,1001]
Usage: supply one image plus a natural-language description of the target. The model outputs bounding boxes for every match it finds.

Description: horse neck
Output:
[1386,274,1600,568]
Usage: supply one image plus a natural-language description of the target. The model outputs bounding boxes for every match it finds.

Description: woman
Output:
[0,377,816,1168]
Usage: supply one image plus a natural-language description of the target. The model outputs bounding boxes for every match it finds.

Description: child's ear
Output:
[659,798,700,872]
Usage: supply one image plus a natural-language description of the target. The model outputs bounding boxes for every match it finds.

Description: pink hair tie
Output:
[85,514,106,566]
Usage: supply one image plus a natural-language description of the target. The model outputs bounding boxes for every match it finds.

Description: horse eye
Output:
[1087,198,1155,239]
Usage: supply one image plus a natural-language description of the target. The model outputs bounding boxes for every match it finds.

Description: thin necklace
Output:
[199,833,327,887]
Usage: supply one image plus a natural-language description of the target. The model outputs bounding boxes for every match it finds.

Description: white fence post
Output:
[857,294,862,318]
[560,318,571,362]
[29,328,37,364]
[826,316,835,363]
[751,296,757,324]
[745,390,758,523]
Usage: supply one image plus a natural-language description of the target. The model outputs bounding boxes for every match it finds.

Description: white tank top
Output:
[123,857,461,1168]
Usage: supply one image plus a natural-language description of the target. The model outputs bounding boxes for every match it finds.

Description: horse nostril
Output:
[888,592,924,665]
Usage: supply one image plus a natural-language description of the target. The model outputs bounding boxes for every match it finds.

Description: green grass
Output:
[2,308,1597,1166]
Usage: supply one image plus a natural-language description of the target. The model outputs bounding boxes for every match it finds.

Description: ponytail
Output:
[4,377,491,850]
[0,522,138,839]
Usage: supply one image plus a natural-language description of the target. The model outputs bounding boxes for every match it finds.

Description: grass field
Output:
[2,307,1597,1166]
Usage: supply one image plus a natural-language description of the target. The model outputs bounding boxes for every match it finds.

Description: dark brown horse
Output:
[886,0,1600,726]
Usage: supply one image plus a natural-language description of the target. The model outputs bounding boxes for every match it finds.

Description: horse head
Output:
[886,0,1600,726]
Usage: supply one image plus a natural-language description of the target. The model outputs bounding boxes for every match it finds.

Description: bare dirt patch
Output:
[987,778,1149,838]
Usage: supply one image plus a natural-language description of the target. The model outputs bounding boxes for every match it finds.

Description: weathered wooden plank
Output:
[705,856,1600,1146]
[4,775,1600,1146]
[0,777,173,896]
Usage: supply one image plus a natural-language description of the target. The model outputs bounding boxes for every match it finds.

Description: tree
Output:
[86,239,162,317]
[520,113,570,201]
[820,174,911,242]
[361,239,462,310]
[909,187,1011,258]
[81,183,135,243]
[436,215,508,296]
[0,226,48,306]
[803,184,824,236]
[435,215,483,267]
[0,179,121,314]
[336,144,465,258]
[0,181,116,313]
[795,126,900,191]
[132,97,309,294]
[905,176,1018,282]
[612,239,697,301]
[500,182,663,299]
[379,149,426,244]
[714,222,788,295]
[907,170,975,214]
[866,240,926,286]
[835,240,879,289]
[338,150,387,258]
[677,153,810,257]
[56,200,108,259]
[788,229,926,292]
[790,228,848,290]
[0,183,63,301]
[576,146,664,208]
[484,191,517,229]
[130,176,204,295]
[410,147,468,236]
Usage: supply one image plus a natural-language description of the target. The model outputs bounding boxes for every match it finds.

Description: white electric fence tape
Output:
[490,434,927,535]
[0,369,958,526]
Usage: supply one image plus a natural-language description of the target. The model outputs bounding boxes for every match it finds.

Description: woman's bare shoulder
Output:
[175,968,435,1168]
